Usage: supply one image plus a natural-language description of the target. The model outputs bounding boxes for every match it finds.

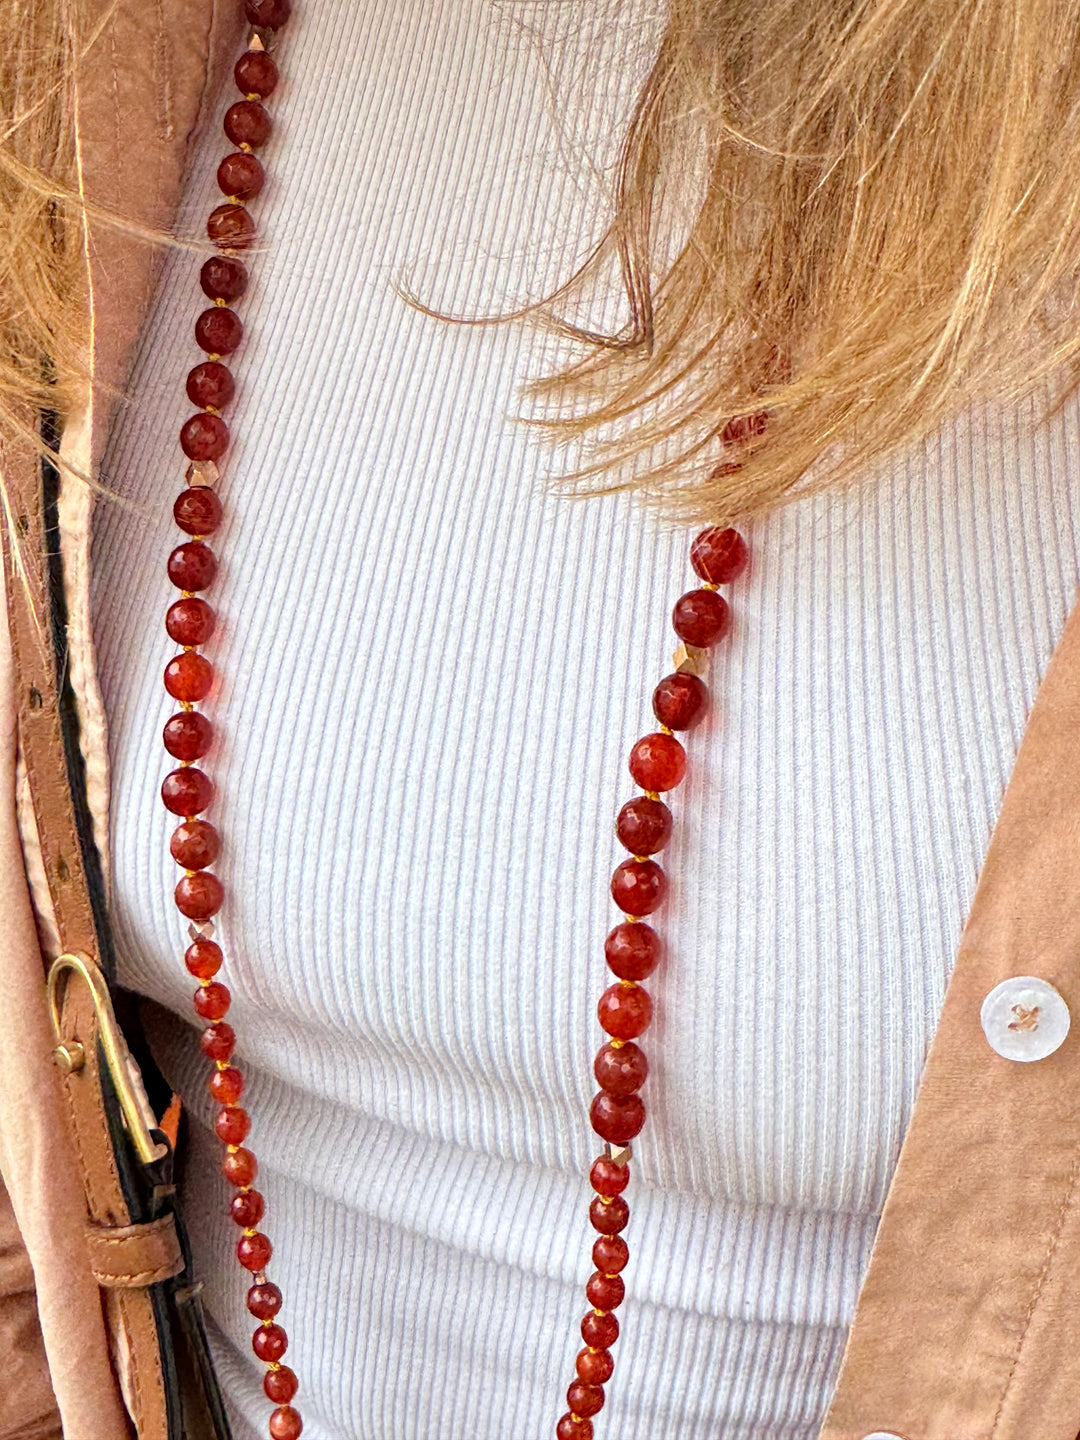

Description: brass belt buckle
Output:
[47,951,168,1166]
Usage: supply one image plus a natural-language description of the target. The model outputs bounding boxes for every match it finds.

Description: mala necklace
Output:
[156,4,752,1437]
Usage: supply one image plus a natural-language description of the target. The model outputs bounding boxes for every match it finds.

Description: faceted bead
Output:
[170,819,221,870]
[247,1281,283,1320]
[231,1187,265,1228]
[652,672,707,730]
[604,922,660,982]
[253,1322,288,1362]
[590,1091,647,1145]
[556,1417,593,1440]
[224,100,272,148]
[194,981,230,1021]
[166,598,216,647]
[690,526,749,584]
[174,485,224,536]
[614,797,671,856]
[180,413,229,463]
[201,1022,236,1063]
[589,1194,630,1235]
[268,1408,303,1440]
[200,255,248,303]
[164,710,214,761]
[581,1311,619,1349]
[628,732,686,791]
[176,870,224,920]
[237,1231,273,1272]
[187,360,235,410]
[589,1157,630,1197]
[566,1382,604,1418]
[164,652,213,703]
[217,152,265,201]
[161,767,213,816]
[592,1235,628,1274]
[235,50,279,97]
[216,1107,251,1146]
[207,203,256,249]
[721,412,768,446]
[264,1366,299,1405]
[586,1272,625,1311]
[246,0,291,25]
[610,858,666,916]
[576,1346,614,1385]
[672,589,730,648]
[594,1041,648,1096]
[168,541,217,590]
[211,1065,245,1105]
[185,939,223,980]
[195,307,243,355]
[597,983,653,1040]
[223,1146,258,1187]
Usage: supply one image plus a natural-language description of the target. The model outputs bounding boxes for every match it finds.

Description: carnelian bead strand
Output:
[558,526,747,1436]
[156,11,299,1440]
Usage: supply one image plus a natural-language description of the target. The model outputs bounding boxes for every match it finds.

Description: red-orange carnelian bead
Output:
[576,1346,614,1385]
[176,871,224,920]
[721,412,768,446]
[586,1271,625,1311]
[628,732,686,791]
[556,1417,593,1440]
[614,797,671,856]
[237,1231,273,1272]
[247,1281,283,1320]
[231,1187,264,1228]
[235,50,279,97]
[592,1234,628,1274]
[591,1092,646,1145]
[200,255,248,303]
[187,360,235,410]
[224,100,271,148]
[610,858,666,916]
[581,1311,619,1349]
[161,766,213,816]
[195,307,243,355]
[567,1382,604,1418]
[652,672,707,730]
[166,598,216,647]
[597,982,652,1040]
[174,486,223,536]
[690,526,749,584]
[253,1322,288,1362]
[264,1366,299,1404]
[594,1041,647,1096]
[216,1107,251,1145]
[168,541,217,590]
[180,414,229,463]
[604,922,660,981]
[164,710,213,761]
[672,589,730,648]
[589,1194,630,1234]
[268,1407,303,1440]
[194,981,230,1021]
[247,0,291,24]
[210,1065,245,1105]
[589,1157,630,1197]
[223,1146,258,1187]
[170,819,221,870]
[185,939,223,980]
[217,152,264,201]
[201,1022,236,1063]
[164,652,213,703]
[208,203,256,249]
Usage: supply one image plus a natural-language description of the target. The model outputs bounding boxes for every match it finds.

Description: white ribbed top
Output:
[91,4,1080,1437]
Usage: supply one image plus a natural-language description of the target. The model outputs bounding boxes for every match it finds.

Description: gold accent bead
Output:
[672,641,707,675]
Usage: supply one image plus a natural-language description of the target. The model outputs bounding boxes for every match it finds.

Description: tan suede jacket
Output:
[5,5,1080,1439]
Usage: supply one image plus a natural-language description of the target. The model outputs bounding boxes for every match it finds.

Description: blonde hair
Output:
[6,0,1080,521]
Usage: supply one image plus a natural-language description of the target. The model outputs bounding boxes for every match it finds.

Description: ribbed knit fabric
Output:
[91,4,1080,1437]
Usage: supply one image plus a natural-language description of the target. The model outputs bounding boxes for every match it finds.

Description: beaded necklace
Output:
[157,5,751,1438]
